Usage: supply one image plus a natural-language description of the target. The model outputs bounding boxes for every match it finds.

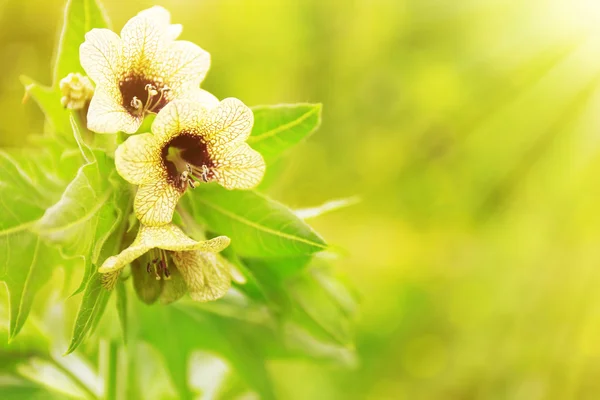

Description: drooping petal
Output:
[101,270,122,290]
[136,223,230,253]
[209,142,265,189]
[80,28,122,86]
[203,98,254,145]
[159,266,187,304]
[151,99,208,143]
[115,133,163,185]
[98,241,153,274]
[131,256,163,304]
[158,40,210,95]
[87,88,141,134]
[120,7,173,67]
[171,251,231,302]
[98,223,230,274]
[134,179,183,227]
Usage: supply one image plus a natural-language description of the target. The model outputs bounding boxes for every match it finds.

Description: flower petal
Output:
[87,88,141,134]
[131,256,163,304]
[177,88,219,109]
[99,223,229,274]
[115,133,163,185]
[158,40,210,95]
[80,28,122,86]
[120,6,171,70]
[209,142,265,189]
[134,179,183,226]
[136,223,231,253]
[203,98,254,145]
[98,242,152,274]
[171,251,231,302]
[159,266,187,304]
[167,24,183,41]
[151,99,208,143]
[101,270,122,290]
[136,6,172,26]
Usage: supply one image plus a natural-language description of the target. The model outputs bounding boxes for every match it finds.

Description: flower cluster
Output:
[77,6,265,302]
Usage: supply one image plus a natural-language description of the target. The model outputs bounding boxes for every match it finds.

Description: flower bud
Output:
[59,72,94,110]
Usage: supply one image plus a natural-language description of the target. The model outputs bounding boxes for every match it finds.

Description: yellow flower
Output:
[115,98,265,226]
[80,6,216,134]
[100,223,232,302]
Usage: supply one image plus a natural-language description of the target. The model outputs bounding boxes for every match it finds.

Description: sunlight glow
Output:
[550,0,600,35]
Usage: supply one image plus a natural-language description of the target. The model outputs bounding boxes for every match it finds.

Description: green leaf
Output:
[187,186,326,258]
[221,249,269,302]
[248,103,322,164]
[70,114,95,164]
[136,301,278,400]
[35,154,112,253]
[245,255,312,283]
[1,236,64,340]
[286,267,356,346]
[0,380,66,400]
[21,135,84,183]
[246,258,357,351]
[0,317,51,372]
[20,76,71,141]
[34,152,120,294]
[66,186,130,354]
[65,272,112,354]
[53,0,111,86]
[23,0,110,142]
[0,149,79,339]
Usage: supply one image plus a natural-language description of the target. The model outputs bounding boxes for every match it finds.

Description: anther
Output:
[200,165,210,182]
[159,259,167,280]
[179,170,190,190]
[186,164,212,185]
[131,96,143,111]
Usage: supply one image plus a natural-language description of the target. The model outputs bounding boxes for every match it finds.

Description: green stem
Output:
[105,340,118,400]
[47,357,98,400]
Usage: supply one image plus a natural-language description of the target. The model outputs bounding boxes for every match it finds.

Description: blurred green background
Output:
[3,0,600,398]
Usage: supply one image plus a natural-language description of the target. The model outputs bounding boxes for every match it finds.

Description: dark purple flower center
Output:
[119,74,170,116]
[162,133,215,190]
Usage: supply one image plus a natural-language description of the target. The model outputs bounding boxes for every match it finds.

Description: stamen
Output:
[188,165,212,183]
[146,257,160,275]
[143,85,170,115]
[128,84,171,117]
[187,165,197,188]
[130,96,143,113]
[153,86,170,109]
[144,83,158,98]
[180,170,189,190]
[160,250,171,280]
[153,262,162,280]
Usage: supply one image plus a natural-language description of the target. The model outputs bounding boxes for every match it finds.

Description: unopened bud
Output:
[59,72,94,110]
